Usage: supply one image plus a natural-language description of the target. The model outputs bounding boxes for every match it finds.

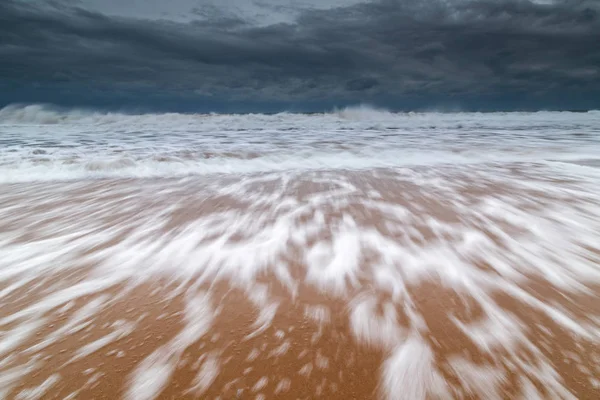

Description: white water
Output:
[1,104,600,399]
[1,104,599,183]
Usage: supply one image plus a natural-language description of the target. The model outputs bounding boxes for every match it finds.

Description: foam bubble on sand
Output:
[126,291,214,400]
[452,297,527,354]
[274,377,291,394]
[187,352,220,396]
[25,295,109,354]
[448,358,506,399]
[0,320,45,359]
[127,348,176,400]
[349,295,404,350]
[69,320,136,363]
[14,374,61,400]
[0,360,40,399]
[252,376,268,392]
[381,336,447,400]
[305,221,362,295]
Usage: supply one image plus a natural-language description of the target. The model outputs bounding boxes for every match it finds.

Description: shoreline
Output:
[1,168,599,399]
[1,269,599,399]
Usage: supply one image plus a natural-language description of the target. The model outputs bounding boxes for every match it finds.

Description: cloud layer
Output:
[1,0,599,111]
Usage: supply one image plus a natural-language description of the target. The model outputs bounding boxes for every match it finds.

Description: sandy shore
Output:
[2,269,599,399]
[1,168,600,399]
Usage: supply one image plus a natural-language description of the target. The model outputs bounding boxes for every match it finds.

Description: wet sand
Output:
[2,272,599,399]
[1,167,600,399]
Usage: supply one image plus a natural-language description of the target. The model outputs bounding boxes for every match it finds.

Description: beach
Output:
[1,108,600,399]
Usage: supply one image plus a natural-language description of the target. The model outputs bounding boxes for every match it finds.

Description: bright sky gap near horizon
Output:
[1,0,599,112]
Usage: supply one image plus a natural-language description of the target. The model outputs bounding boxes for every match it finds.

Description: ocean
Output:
[1,104,599,399]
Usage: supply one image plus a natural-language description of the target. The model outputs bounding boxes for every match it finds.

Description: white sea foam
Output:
[187,353,220,396]
[1,104,600,183]
[381,336,446,400]
[14,374,60,400]
[1,106,599,399]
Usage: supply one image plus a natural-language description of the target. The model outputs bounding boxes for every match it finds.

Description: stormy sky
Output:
[1,0,599,112]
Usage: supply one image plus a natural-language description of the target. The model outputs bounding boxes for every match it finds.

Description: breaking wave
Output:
[0,103,398,125]
[0,103,119,125]
[2,103,599,125]
[1,103,600,183]
[332,104,395,120]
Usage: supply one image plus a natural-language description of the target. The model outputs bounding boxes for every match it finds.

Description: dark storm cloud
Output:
[0,0,599,110]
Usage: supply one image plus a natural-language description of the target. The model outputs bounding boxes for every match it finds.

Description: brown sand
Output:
[2,275,385,399]
[1,172,600,399]
[1,271,599,399]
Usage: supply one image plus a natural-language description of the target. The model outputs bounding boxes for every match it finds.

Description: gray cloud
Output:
[0,0,599,110]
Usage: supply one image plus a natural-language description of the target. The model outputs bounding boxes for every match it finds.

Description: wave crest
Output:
[333,104,395,120]
[0,104,114,124]
[1,103,598,125]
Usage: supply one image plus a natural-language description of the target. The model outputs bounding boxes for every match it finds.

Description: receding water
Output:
[1,104,599,399]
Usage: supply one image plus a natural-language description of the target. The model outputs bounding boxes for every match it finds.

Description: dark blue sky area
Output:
[1,0,599,113]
